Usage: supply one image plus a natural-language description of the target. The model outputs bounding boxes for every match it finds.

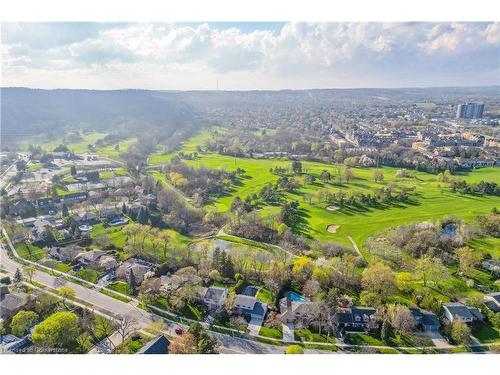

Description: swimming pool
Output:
[287,291,305,302]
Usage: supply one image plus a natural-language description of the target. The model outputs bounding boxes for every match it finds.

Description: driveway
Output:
[425,330,452,349]
[247,317,264,336]
[282,322,295,343]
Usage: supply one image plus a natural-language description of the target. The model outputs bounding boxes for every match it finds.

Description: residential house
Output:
[35,197,56,209]
[74,212,98,224]
[10,199,36,217]
[409,307,423,326]
[483,292,500,313]
[136,335,170,354]
[443,302,484,324]
[279,295,316,324]
[116,258,153,285]
[0,286,29,318]
[76,250,117,272]
[421,311,441,333]
[97,255,118,272]
[48,245,83,263]
[31,218,53,242]
[99,208,122,221]
[58,192,88,204]
[335,306,379,332]
[410,307,440,332]
[202,287,227,311]
[233,295,268,320]
[75,249,107,267]
[0,334,30,353]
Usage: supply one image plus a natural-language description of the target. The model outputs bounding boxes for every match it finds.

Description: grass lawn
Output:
[99,168,130,180]
[472,322,500,343]
[259,325,283,339]
[95,137,137,159]
[27,163,43,172]
[74,268,100,283]
[41,260,72,273]
[148,152,176,165]
[347,333,386,346]
[256,288,276,305]
[99,289,132,303]
[469,237,500,260]
[294,328,336,343]
[388,333,434,348]
[15,243,47,261]
[181,302,205,321]
[114,333,148,354]
[107,281,130,295]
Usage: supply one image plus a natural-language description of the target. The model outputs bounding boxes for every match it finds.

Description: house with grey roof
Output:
[48,245,83,263]
[136,335,170,354]
[202,286,227,311]
[483,292,500,313]
[421,311,440,332]
[279,295,316,324]
[116,258,153,285]
[443,302,484,324]
[233,294,268,320]
[334,306,379,332]
[0,287,29,319]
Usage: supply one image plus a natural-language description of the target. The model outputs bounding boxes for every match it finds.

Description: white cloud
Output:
[1,22,499,89]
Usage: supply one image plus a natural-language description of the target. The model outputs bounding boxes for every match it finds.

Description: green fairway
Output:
[177,149,499,252]
[469,237,500,260]
[96,137,137,159]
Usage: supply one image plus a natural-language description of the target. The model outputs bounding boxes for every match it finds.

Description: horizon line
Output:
[2,84,500,92]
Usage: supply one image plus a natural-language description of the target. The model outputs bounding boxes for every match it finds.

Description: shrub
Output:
[285,345,304,354]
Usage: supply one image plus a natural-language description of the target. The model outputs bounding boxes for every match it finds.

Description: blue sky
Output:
[1,22,499,90]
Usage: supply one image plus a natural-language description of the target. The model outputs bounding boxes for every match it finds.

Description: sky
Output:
[1,22,499,90]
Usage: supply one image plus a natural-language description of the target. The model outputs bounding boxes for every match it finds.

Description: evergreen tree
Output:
[62,203,69,217]
[291,160,302,174]
[381,320,392,342]
[14,268,22,283]
[128,271,137,296]
[212,247,221,271]
[137,207,150,224]
[221,254,235,279]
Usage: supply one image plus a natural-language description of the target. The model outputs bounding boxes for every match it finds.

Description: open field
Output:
[14,130,137,160]
[177,149,499,252]
[90,223,192,261]
[18,132,108,153]
[469,237,500,260]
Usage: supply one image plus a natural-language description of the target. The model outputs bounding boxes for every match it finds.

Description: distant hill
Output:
[0,88,196,137]
[2,86,499,138]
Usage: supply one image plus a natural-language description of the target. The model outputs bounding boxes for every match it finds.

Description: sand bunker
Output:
[326,205,339,211]
[327,224,339,233]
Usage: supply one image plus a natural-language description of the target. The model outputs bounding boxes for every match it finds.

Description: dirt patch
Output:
[326,205,339,211]
[327,224,339,233]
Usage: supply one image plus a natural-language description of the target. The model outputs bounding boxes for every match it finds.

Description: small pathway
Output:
[282,322,295,343]
[247,317,264,336]
[348,235,365,260]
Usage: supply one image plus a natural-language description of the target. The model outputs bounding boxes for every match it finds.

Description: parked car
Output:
[175,327,184,335]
